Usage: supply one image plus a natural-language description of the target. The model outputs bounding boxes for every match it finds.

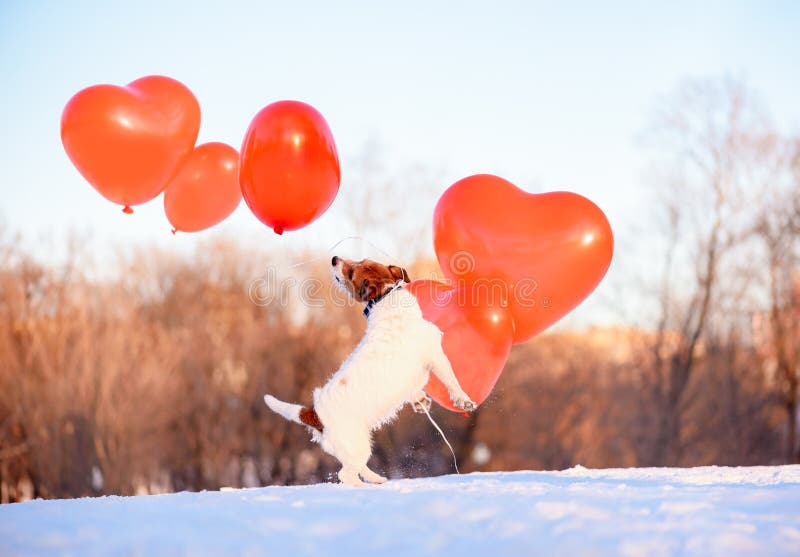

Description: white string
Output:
[287,236,402,269]
[419,402,460,474]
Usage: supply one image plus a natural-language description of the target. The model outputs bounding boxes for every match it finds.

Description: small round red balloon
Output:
[239,100,340,235]
[433,175,614,343]
[163,142,241,233]
[408,279,513,412]
[61,75,200,213]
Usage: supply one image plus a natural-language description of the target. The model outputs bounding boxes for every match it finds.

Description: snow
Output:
[2,466,800,556]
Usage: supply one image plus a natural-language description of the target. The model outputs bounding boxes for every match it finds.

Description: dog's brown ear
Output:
[359,278,373,301]
[388,265,411,283]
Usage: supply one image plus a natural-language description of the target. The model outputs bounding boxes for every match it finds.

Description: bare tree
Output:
[339,138,444,262]
[751,135,800,463]
[643,77,768,465]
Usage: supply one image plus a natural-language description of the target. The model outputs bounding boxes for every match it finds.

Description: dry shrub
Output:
[0,236,787,502]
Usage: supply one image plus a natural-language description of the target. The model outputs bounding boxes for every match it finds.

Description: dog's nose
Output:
[331,256,340,267]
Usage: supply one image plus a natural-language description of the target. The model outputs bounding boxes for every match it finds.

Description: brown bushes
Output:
[0,237,787,502]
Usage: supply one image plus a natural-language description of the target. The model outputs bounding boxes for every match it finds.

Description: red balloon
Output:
[407,280,513,412]
[239,100,340,235]
[434,175,613,344]
[61,75,200,213]
[163,142,241,233]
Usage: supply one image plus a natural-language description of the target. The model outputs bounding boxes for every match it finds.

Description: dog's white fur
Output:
[264,261,474,487]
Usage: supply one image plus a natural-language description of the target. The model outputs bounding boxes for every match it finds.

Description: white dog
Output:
[264,256,476,487]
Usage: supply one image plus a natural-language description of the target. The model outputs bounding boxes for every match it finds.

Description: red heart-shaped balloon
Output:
[61,75,200,212]
[407,279,513,412]
[434,175,613,343]
[164,142,241,233]
[239,100,340,235]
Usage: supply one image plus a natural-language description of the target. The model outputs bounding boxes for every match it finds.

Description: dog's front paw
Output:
[412,393,432,414]
[451,394,477,412]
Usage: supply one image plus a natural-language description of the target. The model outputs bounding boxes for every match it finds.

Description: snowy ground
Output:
[2,466,800,556]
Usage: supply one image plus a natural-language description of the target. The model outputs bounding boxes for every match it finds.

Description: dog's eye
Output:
[348,269,354,280]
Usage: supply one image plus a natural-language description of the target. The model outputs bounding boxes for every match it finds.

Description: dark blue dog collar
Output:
[363,282,403,318]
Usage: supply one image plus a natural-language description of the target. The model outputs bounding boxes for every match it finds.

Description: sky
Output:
[0,0,798,325]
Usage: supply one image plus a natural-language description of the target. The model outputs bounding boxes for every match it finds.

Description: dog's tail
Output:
[264,394,324,432]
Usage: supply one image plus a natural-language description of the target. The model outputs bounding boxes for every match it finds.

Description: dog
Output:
[263,256,476,487]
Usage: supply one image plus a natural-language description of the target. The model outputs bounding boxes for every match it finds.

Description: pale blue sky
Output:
[1,1,798,324]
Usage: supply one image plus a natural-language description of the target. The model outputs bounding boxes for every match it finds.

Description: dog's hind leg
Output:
[326,423,373,487]
[338,466,366,487]
[360,466,387,484]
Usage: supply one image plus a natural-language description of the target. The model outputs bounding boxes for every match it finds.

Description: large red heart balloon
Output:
[163,142,242,234]
[61,75,200,213]
[434,175,613,344]
[407,279,513,412]
[239,100,340,235]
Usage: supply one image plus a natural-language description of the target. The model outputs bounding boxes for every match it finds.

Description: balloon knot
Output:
[171,228,177,235]
[273,225,284,235]
[462,412,469,418]
[122,205,133,214]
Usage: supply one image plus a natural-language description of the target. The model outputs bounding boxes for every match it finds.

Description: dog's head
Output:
[331,256,410,303]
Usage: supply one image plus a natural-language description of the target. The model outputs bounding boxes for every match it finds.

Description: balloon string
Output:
[287,236,401,269]
[420,402,460,475]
